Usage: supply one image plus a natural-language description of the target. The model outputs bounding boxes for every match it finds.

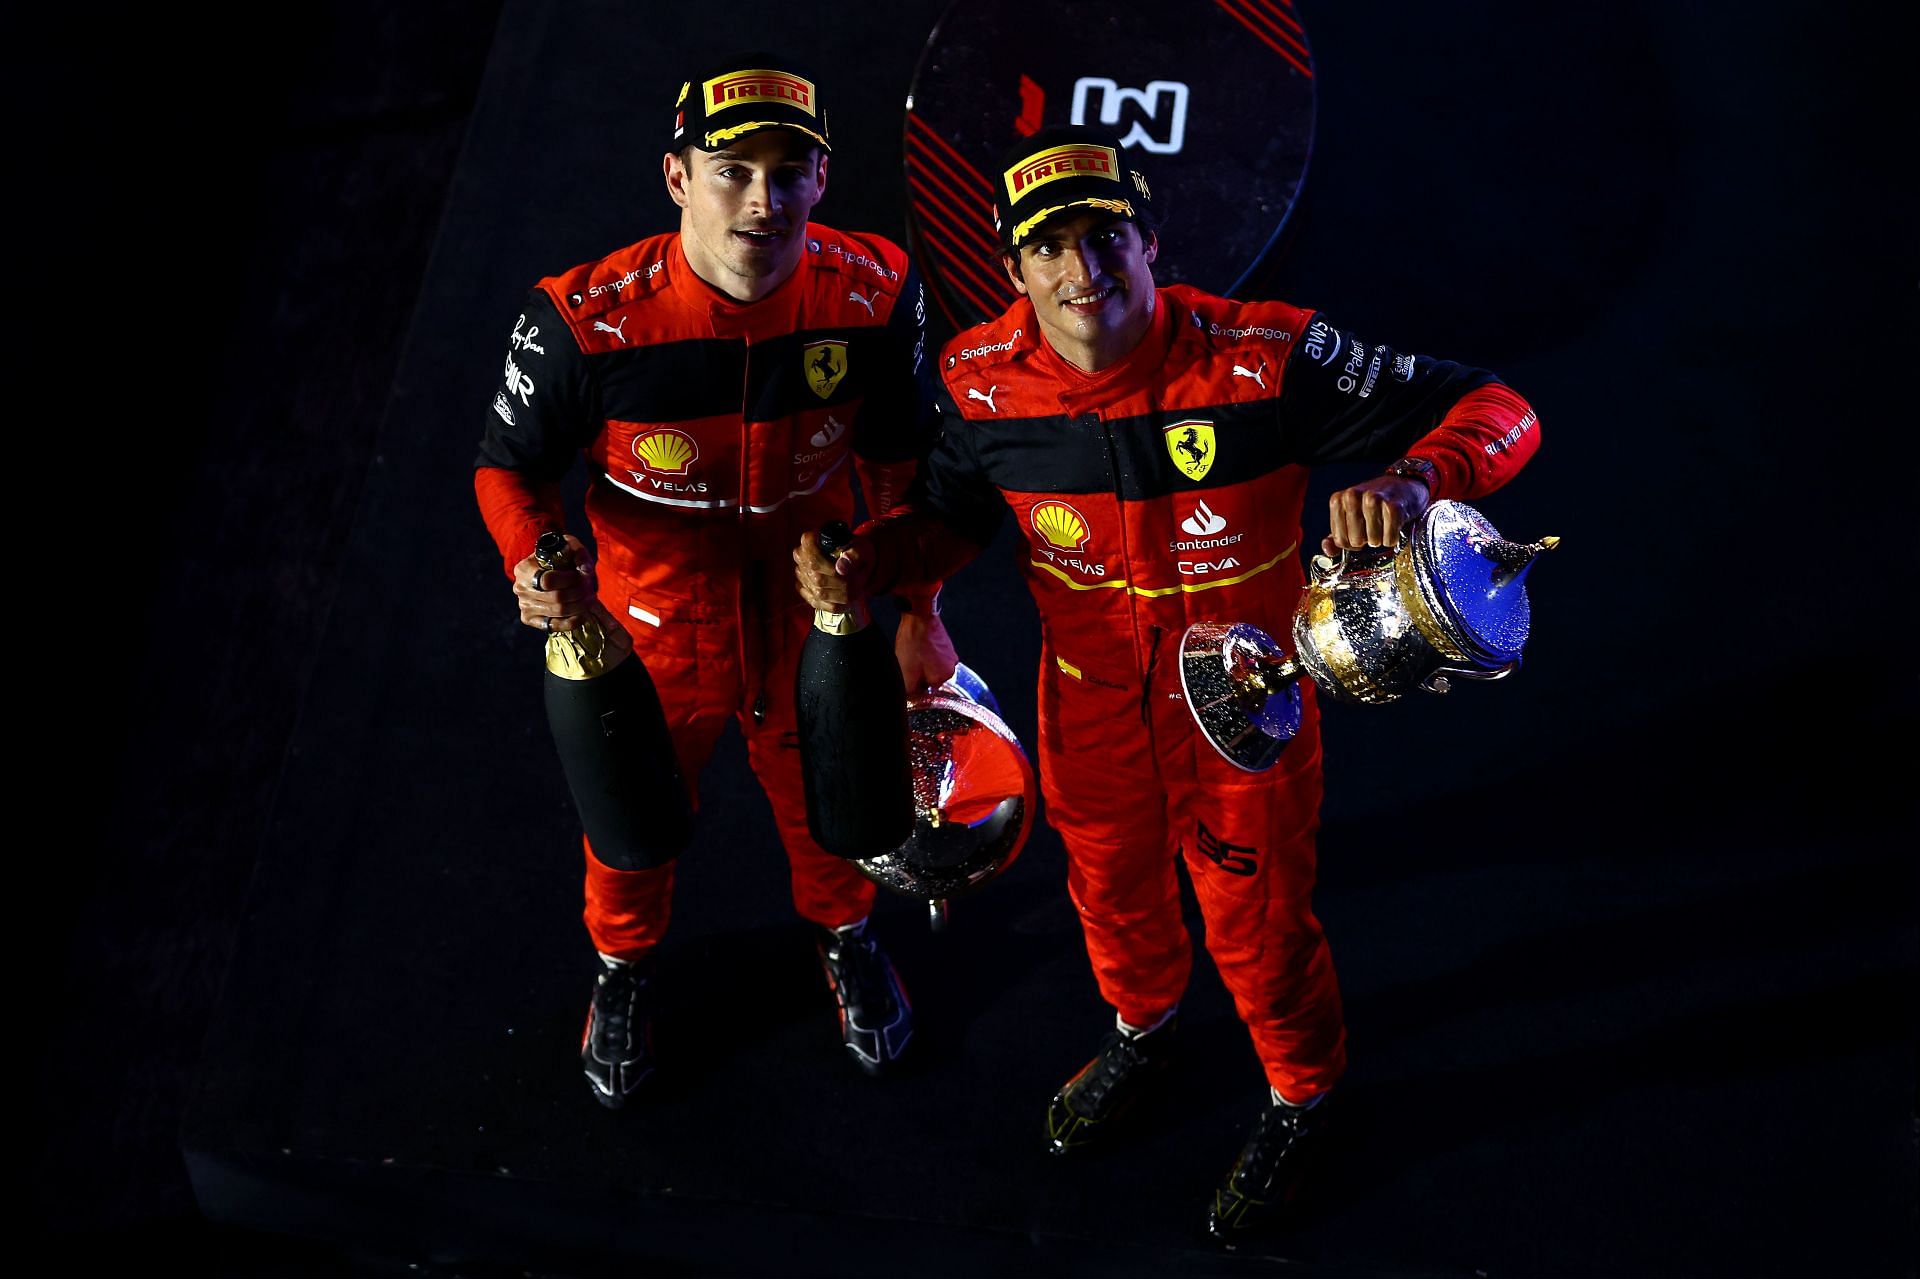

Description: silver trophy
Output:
[1181,500,1559,772]
[853,662,1036,931]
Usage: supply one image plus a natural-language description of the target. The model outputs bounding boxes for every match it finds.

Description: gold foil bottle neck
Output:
[534,531,631,681]
[813,601,871,636]
[546,617,631,681]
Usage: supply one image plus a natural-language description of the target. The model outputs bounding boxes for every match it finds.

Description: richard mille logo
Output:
[1232,360,1267,389]
[593,317,629,344]
[968,385,999,413]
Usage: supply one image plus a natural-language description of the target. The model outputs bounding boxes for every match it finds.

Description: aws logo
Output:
[632,428,698,476]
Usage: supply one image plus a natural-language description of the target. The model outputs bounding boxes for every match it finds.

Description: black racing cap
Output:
[671,52,831,154]
[992,124,1153,249]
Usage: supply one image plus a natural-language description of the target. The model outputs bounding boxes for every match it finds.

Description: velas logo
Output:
[633,428,699,475]
[1003,144,1119,201]
[703,69,816,116]
[1030,500,1092,552]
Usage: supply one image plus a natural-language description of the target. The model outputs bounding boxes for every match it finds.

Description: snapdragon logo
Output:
[959,329,1022,360]
[826,243,900,280]
[589,258,665,299]
[1212,323,1291,342]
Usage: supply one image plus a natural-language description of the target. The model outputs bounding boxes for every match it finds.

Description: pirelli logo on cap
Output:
[1004,144,1120,201]
[703,69,816,116]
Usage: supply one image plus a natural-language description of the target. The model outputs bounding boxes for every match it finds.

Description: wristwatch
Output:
[1384,456,1436,490]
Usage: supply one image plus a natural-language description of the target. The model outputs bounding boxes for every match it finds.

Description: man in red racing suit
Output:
[794,126,1540,1241]
[475,54,952,1108]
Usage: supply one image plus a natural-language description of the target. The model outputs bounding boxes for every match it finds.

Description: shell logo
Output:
[632,428,699,476]
[1030,500,1092,552]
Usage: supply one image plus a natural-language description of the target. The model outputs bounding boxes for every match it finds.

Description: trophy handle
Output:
[1419,659,1520,695]
[1311,544,1396,584]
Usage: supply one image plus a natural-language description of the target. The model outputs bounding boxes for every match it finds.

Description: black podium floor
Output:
[67,0,1917,1274]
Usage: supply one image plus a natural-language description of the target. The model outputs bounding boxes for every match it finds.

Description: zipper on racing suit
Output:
[1089,408,1160,732]
[738,332,762,724]
[1141,625,1163,724]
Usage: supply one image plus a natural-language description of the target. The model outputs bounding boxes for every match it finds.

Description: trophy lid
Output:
[1409,501,1550,667]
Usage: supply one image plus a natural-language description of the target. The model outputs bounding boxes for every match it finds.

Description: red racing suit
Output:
[861,286,1540,1099]
[475,224,935,959]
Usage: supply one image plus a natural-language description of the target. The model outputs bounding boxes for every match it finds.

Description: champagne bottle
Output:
[795,521,913,859]
[535,531,691,867]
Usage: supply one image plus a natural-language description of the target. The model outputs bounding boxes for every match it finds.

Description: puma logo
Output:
[847,289,877,316]
[1232,360,1266,389]
[967,385,999,413]
[593,317,629,344]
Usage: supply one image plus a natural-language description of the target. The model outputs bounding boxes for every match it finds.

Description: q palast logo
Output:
[704,69,816,115]
[1004,143,1120,201]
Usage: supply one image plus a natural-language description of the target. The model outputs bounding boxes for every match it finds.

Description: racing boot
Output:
[1043,1015,1177,1156]
[814,920,913,1075]
[581,953,655,1109]
[1204,1091,1333,1246]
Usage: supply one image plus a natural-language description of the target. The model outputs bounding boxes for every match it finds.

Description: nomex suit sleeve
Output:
[1277,313,1540,497]
[473,287,598,576]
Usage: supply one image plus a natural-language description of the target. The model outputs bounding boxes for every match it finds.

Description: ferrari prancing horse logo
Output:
[1164,419,1215,481]
[804,340,848,399]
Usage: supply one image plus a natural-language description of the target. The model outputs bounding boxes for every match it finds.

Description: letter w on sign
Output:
[1070,78,1190,154]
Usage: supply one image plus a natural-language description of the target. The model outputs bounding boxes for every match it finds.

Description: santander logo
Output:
[1182,499,1227,537]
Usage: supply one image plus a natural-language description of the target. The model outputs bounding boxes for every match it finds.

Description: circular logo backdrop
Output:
[904,0,1315,333]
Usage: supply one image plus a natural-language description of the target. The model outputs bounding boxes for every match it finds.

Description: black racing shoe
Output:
[580,956,655,1109]
[1043,1018,1177,1156]
[1205,1094,1333,1246]
[815,923,913,1076]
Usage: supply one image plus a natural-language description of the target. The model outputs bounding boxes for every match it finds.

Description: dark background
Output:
[36,0,1914,1273]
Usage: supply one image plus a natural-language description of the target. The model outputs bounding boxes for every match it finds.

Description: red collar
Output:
[1029,289,1175,406]
[662,234,809,339]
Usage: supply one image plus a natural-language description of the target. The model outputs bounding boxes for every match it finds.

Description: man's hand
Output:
[513,532,597,632]
[894,612,959,691]
[1323,476,1431,556]
[792,529,874,612]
